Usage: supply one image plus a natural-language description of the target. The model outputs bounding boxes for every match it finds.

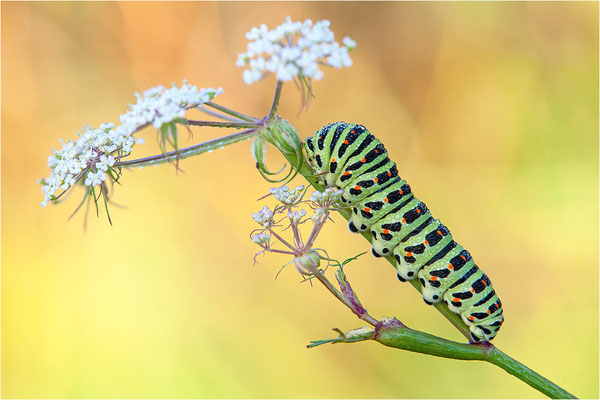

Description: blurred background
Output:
[2,2,598,398]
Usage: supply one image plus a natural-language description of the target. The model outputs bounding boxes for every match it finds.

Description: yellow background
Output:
[2,2,598,398]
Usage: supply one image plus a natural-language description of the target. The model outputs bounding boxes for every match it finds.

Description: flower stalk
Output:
[115,128,257,168]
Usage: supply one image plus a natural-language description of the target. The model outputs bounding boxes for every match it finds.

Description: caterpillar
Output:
[304,122,504,342]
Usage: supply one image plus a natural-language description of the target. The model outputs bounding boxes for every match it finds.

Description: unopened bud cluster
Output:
[270,185,305,206]
[309,187,345,208]
[250,185,344,277]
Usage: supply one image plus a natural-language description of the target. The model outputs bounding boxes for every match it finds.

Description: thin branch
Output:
[185,120,259,129]
[197,105,249,123]
[267,81,283,123]
[205,101,258,122]
[310,269,379,327]
[115,129,257,168]
[318,326,576,399]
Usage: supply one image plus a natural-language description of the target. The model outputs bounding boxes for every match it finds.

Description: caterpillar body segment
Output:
[303,122,504,342]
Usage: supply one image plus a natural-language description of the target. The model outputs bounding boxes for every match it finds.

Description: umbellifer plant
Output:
[39,16,576,399]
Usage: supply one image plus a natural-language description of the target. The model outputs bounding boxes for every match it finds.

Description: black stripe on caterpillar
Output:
[304,122,504,342]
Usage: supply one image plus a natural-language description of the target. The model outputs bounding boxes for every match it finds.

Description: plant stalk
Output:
[115,129,257,168]
[205,102,258,122]
[185,120,259,129]
[327,326,576,399]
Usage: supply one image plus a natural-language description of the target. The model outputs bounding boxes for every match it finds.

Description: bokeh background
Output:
[2,2,598,398]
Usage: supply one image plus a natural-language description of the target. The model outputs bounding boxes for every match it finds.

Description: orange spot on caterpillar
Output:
[361,158,366,163]
[387,171,392,177]
[384,197,389,202]
[343,171,350,176]
[482,279,487,286]
[416,208,421,214]
[461,255,466,260]
[350,130,355,133]
[402,218,406,223]
[364,207,371,213]
[424,240,429,245]
[437,230,442,235]
[448,264,454,270]
[399,189,403,195]
[354,186,361,190]
[468,316,475,321]
[373,177,379,183]
[374,149,379,153]
[453,297,460,303]
[470,288,475,293]
[383,229,390,234]
[487,310,491,314]
[331,157,336,162]
[406,252,412,257]
[430,276,437,281]
[343,140,349,145]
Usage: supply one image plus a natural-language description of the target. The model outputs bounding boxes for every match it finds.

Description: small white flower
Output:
[238,16,355,84]
[95,154,116,172]
[84,170,107,187]
[117,80,223,135]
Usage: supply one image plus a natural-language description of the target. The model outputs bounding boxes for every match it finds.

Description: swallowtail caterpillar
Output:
[304,122,504,342]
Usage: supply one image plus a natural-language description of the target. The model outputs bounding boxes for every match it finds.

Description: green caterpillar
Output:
[304,122,504,342]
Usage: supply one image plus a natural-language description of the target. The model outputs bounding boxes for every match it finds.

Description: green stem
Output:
[185,119,259,129]
[205,102,258,122]
[486,348,576,399]
[328,326,576,399]
[115,129,257,168]
[267,81,283,123]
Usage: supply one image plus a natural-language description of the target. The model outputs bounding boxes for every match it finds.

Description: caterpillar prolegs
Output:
[304,122,504,342]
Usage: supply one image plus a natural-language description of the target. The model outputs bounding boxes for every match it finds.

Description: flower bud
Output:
[293,249,321,276]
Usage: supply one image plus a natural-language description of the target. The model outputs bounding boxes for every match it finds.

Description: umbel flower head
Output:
[116,81,223,136]
[39,123,141,207]
[237,16,356,85]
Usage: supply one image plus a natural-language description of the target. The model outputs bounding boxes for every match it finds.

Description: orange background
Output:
[2,2,598,398]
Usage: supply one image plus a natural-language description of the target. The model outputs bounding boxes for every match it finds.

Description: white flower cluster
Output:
[252,206,274,228]
[237,17,356,84]
[252,232,271,247]
[270,185,305,206]
[309,187,345,205]
[116,81,223,135]
[40,123,141,207]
